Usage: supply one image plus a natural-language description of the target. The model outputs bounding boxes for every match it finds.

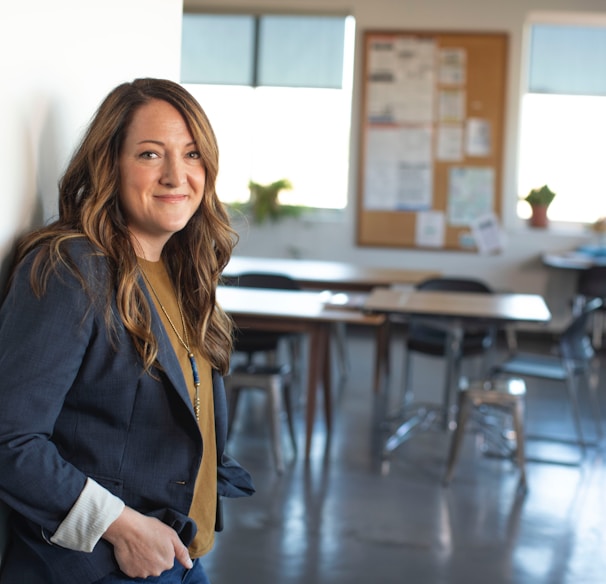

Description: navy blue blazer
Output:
[0,240,254,583]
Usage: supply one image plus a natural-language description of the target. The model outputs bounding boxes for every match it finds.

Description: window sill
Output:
[514,217,594,237]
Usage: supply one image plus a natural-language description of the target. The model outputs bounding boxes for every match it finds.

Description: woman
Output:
[0,78,254,583]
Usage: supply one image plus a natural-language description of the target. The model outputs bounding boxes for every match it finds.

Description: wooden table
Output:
[224,256,439,291]
[363,287,552,469]
[217,286,388,459]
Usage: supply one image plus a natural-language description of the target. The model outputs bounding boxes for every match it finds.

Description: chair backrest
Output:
[416,277,493,294]
[407,277,495,355]
[226,272,302,359]
[560,297,603,363]
[230,272,302,291]
[576,266,606,300]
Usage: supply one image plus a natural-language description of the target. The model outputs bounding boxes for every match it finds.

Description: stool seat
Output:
[444,378,527,490]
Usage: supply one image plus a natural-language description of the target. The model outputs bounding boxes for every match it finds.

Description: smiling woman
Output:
[0,78,254,584]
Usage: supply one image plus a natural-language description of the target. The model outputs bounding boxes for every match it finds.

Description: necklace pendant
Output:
[188,352,200,386]
[188,352,201,421]
[194,393,201,420]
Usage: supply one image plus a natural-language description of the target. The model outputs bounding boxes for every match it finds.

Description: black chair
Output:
[398,277,496,424]
[225,272,302,368]
[489,297,603,457]
[223,272,301,473]
[574,266,606,348]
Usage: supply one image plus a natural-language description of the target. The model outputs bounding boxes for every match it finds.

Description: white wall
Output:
[186,0,606,328]
[0,0,183,285]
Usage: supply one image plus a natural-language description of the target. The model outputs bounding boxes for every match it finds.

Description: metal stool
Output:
[444,377,527,490]
[225,363,297,474]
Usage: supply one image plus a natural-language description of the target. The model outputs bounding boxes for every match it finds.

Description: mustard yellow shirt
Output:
[139,258,217,558]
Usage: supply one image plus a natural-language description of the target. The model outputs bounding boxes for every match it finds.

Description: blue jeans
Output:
[94,559,211,583]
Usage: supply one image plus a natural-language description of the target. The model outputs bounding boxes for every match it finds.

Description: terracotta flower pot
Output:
[529,204,549,228]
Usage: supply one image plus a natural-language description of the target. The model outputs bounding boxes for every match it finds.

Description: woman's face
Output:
[119,99,205,260]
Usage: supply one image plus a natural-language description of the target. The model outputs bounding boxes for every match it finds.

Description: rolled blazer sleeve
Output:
[0,250,114,541]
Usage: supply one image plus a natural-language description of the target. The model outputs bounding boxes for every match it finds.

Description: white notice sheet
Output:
[363,126,433,210]
[447,166,495,226]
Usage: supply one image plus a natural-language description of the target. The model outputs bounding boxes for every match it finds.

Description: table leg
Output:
[304,324,330,459]
[373,319,391,394]
[323,326,332,436]
[441,324,463,429]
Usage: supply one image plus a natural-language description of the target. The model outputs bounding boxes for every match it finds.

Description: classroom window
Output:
[517,13,606,224]
[181,13,355,210]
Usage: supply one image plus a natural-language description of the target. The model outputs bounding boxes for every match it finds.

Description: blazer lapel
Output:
[141,281,198,420]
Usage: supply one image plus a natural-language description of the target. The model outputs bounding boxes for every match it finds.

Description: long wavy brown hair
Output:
[14,78,236,374]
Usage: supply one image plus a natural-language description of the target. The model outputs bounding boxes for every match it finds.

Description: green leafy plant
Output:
[230,179,307,224]
[524,185,556,207]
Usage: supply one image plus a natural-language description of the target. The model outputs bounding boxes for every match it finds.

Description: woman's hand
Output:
[102,506,193,578]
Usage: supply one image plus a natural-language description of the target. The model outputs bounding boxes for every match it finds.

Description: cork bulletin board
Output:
[356,30,508,250]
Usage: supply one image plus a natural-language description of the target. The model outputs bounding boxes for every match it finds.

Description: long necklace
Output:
[140,267,201,420]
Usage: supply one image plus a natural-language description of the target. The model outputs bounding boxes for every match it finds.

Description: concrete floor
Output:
[205,326,606,584]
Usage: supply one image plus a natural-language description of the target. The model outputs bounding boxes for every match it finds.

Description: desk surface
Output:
[224,256,439,291]
[218,286,384,326]
[364,288,552,324]
[543,251,606,270]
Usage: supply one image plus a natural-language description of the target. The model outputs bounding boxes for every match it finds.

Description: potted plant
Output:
[524,185,556,228]
[230,179,307,224]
